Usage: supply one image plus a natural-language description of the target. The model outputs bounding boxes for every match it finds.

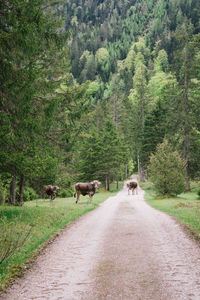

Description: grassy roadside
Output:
[140,180,200,240]
[0,183,122,292]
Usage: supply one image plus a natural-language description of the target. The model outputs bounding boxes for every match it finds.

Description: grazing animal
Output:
[127,181,138,195]
[45,185,59,202]
[74,180,101,203]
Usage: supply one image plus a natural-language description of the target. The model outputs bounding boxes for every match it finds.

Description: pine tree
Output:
[170,19,200,189]
[148,139,186,195]
[0,0,84,203]
[128,53,149,180]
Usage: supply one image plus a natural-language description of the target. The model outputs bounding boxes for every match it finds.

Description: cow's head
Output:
[91,180,101,189]
[53,186,59,191]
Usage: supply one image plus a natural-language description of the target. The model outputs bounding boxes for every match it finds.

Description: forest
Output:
[0,0,200,204]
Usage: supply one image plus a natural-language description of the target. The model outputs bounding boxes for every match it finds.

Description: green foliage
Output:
[96,48,110,64]
[0,0,92,203]
[61,1,200,187]
[53,170,74,199]
[141,100,167,167]
[154,49,169,72]
[58,189,73,198]
[74,113,129,186]
[23,187,38,202]
[0,0,68,181]
[148,139,186,195]
[1,0,200,204]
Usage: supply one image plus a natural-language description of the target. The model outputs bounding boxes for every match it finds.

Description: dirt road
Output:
[1,183,200,300]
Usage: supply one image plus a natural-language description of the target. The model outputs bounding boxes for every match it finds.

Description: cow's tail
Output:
[74,192,76,198]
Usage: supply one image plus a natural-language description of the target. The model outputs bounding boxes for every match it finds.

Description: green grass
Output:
[140,180,200,239]
[0,185,121,292]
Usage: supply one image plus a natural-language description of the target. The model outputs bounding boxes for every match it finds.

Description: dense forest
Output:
[0,0,200,204]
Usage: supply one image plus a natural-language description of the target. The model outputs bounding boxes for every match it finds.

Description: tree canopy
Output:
[0,0,200,202]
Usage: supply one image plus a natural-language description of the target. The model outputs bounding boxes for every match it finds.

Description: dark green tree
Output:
[0,0,89,204]
[170,19,200,188]
[74,116,127,190]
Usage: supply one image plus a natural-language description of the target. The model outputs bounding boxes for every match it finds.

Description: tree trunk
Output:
[116,179,119,189]
[0,192,6,205]
[18,175,25,205]
[105,175,110,191]
[125,164,128,178]
[0,180,6,205]
[183,44,190,191]
[184,136,190,191]
[138,154,146,182]
[0,187,6,205]
[9,176,17,205]
[137,154,140,176]
[138,154,142,181]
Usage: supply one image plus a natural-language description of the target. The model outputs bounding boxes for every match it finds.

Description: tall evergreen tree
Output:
[0,0,89,203]
[170,19,200,189]
[128,53,149,180]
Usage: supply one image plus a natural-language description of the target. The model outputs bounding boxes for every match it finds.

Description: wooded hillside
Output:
[0,0,200,202]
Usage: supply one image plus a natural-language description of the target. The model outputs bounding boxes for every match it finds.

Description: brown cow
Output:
[45,185,59,202]
[74,180,101,203]
[127,181,138,195]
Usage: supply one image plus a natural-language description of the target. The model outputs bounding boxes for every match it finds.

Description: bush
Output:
[23,187,38,202]
[58,189,73,198]
[197,190,200,199]
[148,139,186,196]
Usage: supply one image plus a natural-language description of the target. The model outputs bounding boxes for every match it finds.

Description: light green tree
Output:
[148,139,186,195]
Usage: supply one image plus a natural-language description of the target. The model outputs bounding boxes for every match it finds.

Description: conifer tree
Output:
[170,19,200,188]
[0,0,88,203]
[148,139,186,196]
[128,53,149,180]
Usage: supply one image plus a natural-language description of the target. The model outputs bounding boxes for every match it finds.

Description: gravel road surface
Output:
[1,182,200,300]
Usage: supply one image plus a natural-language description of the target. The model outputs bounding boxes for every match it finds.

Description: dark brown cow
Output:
[127,181,138,195]
[74,180,101,203]
[45,185,59,202]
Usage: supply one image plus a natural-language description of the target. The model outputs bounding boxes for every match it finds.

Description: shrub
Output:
[58,189,73,198]
[23,187,38,202]
[148,139,186,196]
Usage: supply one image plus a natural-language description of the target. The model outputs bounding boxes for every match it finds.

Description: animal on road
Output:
[127,181,138,195]
[74,180,101,203]
[45,185,59,202]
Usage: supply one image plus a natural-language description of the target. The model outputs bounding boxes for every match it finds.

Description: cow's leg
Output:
[76,192,80,203]
[87,194,92,204]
